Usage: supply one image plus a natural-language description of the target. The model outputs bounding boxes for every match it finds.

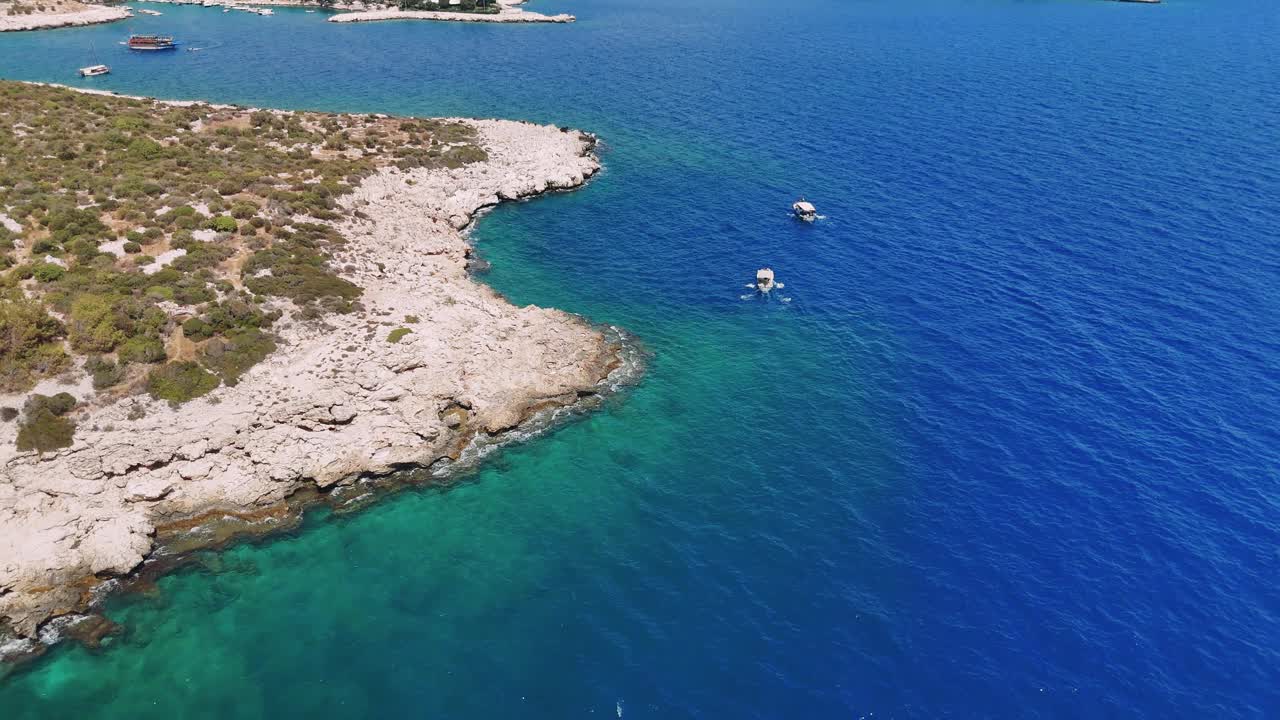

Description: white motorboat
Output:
[792,199,817,222]
[756,268,776,292]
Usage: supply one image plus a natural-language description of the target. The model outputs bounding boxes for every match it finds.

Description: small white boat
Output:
[256,8,274,15]
[756,268,776,292]
[792,199,817,222]
[78,64,110,77]
[138,8,162,15]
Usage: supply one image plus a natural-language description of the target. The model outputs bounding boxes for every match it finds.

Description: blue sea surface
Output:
[2,0,1279,717]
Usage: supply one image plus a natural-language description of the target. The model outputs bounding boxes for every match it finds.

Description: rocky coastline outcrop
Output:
[0,2,130,32]
[329,5,573,25]
[0,116,634,667]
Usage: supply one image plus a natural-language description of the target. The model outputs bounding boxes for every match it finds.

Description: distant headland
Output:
[0,0,572,31]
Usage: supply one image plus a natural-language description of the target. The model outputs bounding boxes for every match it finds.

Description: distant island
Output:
[0,0,572,31]
[324,0,574,23]
[0,81,635,667]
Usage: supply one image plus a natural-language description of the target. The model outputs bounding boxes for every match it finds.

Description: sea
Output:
[1,0,1278,717]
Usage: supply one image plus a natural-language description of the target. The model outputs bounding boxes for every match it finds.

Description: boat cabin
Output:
[792,200,817,220]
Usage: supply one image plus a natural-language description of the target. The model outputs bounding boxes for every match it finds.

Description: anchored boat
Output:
[792,199,817,222]
[127,34,177,51]
[78,41,110,77]
[756,268,777,292]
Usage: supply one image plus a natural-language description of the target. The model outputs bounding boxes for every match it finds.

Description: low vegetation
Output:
[1,0,94,18]
[0,294,68,391]
[0,81,485,445]
[15,392,77,453]
[396,0,502,14]
[146,361,219,404]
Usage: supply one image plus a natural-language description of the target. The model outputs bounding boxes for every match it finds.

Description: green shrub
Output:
[146,361,219,403]
[27,392,77,417]
[230,201,259,220]
[0,298,68,391]
[85,355,125,389]
[68,295,123,352]
[171,241,234,272]
[45,207,107,245]
[15,393,77,453]
[387,327,412,344]
[31,238,60,255]
[16,409,75,453]
[66,238,100,262]
[199,328,276,385]
[208,216,238,233]
[32,263,65,283]
[182,317,213,341]
[127,138,163,161]
[172,278,215,306]
[144,287,174,303]
[123,241,142,254]
[118,334,167,364]
[243,240,361,307]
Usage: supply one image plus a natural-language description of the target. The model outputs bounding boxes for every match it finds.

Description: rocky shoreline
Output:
[330,3,573,25]
[0,108,638,670]
[0,3,131,32]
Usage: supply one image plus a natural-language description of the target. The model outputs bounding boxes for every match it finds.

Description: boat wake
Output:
[785,211,827,222]
[740,284,792,303]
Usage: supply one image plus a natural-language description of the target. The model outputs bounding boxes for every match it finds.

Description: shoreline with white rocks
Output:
[0,3,131,32]
[329,5,573,25]
[0,91,638,670]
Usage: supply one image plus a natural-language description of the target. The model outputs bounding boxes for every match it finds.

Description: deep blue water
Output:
[3,0,1280,717]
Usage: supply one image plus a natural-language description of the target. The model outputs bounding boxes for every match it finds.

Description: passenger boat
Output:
[792,199,817,222]
[78,64,111,77]
[127,34,177,51]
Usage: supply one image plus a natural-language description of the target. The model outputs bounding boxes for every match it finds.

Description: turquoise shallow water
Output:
[2,0,1280,717]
